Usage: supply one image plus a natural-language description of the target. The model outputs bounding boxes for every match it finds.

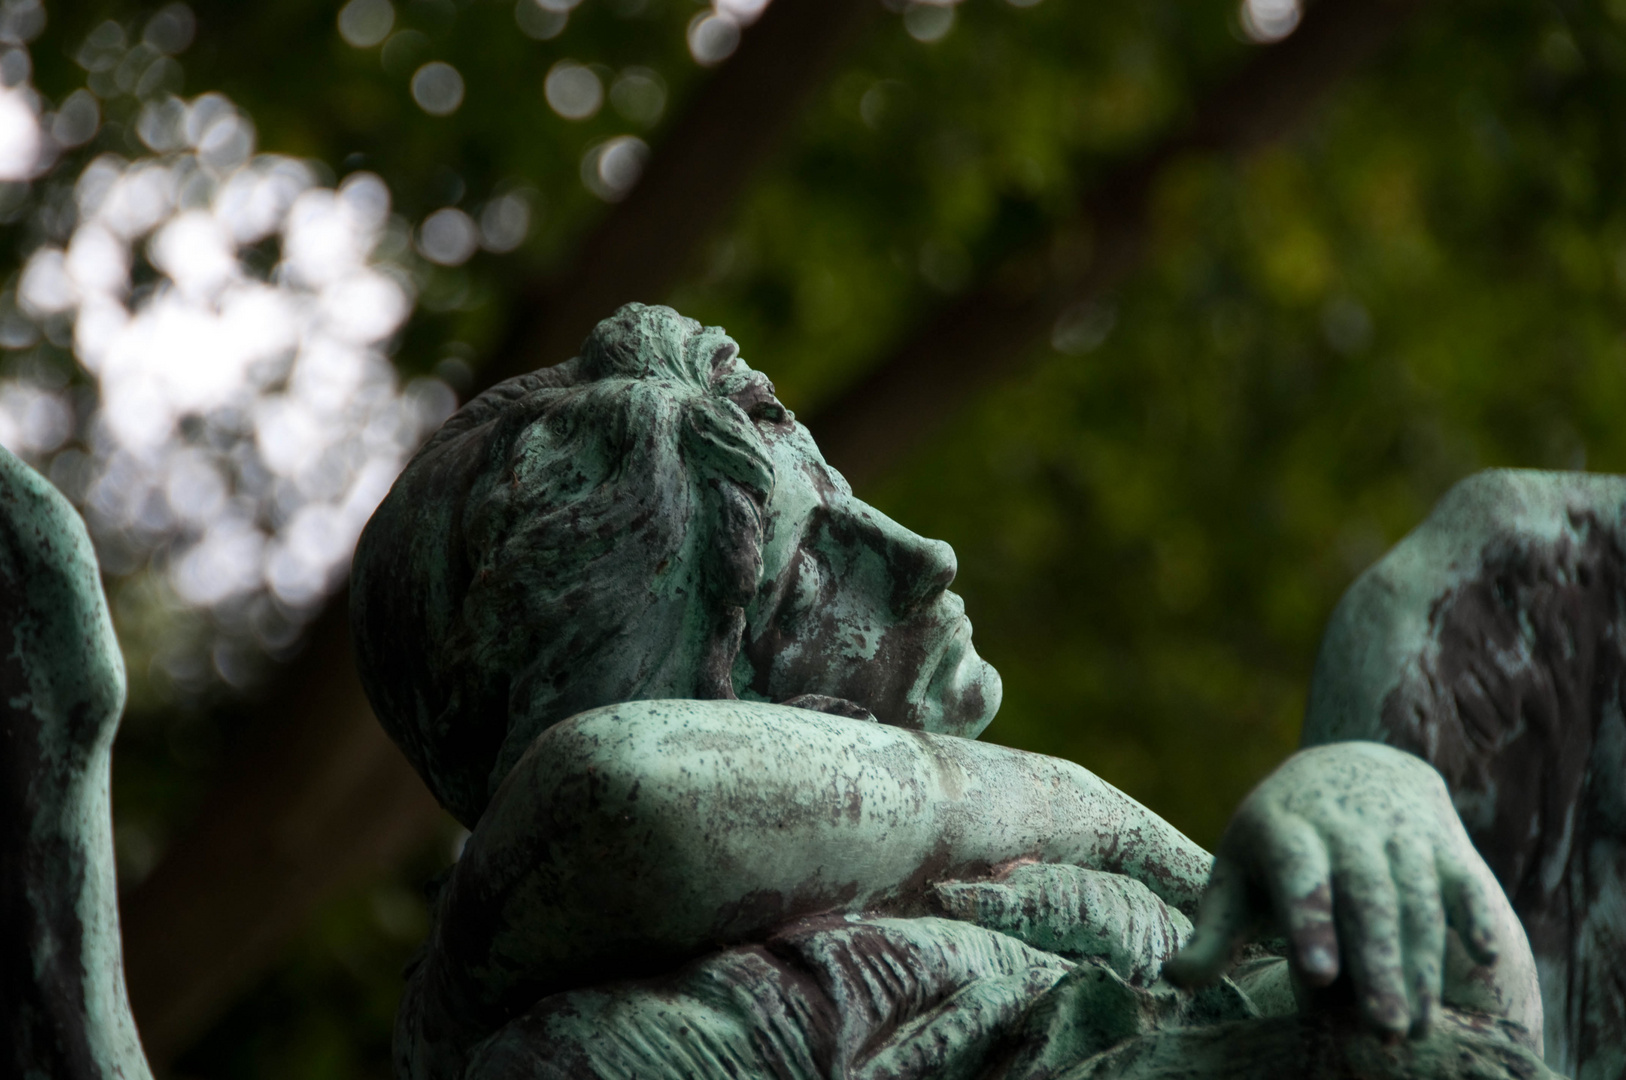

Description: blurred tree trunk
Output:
[121,603,447,1067]
[490,0,881,381]
[118,0,1417,1065]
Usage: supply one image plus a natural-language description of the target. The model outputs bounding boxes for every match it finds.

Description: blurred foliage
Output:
[179,846,447,1080]
[18,0,1626,1074]
[879,0,1626,839]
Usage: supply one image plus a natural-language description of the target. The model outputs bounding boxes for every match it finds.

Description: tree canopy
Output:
[3,0,1624,1075]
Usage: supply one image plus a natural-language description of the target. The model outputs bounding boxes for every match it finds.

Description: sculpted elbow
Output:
[479,705,694,883]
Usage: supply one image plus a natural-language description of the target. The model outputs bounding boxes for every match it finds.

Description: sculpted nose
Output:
[864,507,957,615]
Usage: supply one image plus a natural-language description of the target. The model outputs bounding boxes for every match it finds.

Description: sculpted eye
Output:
[749,400,788,425]
[729,373,790,427]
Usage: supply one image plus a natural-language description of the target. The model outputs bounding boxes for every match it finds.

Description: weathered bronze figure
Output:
[347,304,1547,1079]
[1303,470,1626,1077]
[0,442,148,1080]
[4,303,1609,1079]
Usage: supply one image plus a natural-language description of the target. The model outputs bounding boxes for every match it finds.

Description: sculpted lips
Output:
[907,592,974,715]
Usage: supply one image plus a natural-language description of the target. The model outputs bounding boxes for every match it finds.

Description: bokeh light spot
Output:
[479,189,534,253]
[338,0,395,48]
[514,0,566,40]
[859,80,904,130]
[0,84,38,179]
[609,66,666,128]
[1051,298,1117,355]
[417,207,478,265]
[78,21,125,73]
[142,3,197,55]
[687,12,740,65]
[52,89,100,148]
[411,61,464,116]
[180,93,257,174]
[1240,0,1300,43]
[582,136,648,201]
[545,60,603,120]
[0,0,44,46]
[0,381,71,455]
[0,48,29,87]
[903,2,956,43]
[716,0,769,23]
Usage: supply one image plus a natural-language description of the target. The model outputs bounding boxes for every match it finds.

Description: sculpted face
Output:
[731,373,1002,738]
[355,303,1001,824]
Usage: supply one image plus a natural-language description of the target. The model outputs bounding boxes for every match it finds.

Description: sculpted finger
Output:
[1332,836,1411,1037]
[1388,835,1444,1036]
[1164,857,1251,987]
[1439,853,1499,966]
[1258,816,1338,986]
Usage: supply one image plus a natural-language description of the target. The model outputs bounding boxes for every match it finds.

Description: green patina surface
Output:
[0,444,149,1080]
[0,306,1595,1080]
[1303,470,1626,1078]
[348,306,1563,1080]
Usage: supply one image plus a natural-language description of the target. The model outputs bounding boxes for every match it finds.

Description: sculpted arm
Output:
[413,700,1211,1045]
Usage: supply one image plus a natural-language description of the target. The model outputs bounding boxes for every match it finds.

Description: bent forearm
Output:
[426,700,1210,1029]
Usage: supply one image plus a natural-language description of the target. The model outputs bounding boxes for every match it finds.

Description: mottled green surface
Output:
[1168,742,1540,1044]
[350,307,1557,1080]
[0,445,148,1080]
[0,306,1570,1080]
[932,864,1195,986]
[1303,469,1626,1078]
[1305,471,1626,749]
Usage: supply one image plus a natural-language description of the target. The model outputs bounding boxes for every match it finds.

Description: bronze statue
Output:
[348,304,1546,1079]
[6,303,1599,1079]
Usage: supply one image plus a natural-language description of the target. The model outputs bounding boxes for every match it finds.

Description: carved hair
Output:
[351,304,776,827]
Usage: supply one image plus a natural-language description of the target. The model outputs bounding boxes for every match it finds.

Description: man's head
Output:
[352,304,1000,826]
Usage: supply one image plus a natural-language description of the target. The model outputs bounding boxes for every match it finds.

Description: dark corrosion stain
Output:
[0,566,96,1077]
[709,881,861,946]
[778,694,877,722]
[890,837,994,913]
[769,915,957,1062]
[1374,510,1626,1070]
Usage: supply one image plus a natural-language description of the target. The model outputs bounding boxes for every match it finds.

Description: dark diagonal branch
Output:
[806,0,1420,488]
[120,603,447,1067]
[490,0,881,383]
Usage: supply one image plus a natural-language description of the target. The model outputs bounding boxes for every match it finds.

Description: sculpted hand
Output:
[1164,742,1536,1042]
